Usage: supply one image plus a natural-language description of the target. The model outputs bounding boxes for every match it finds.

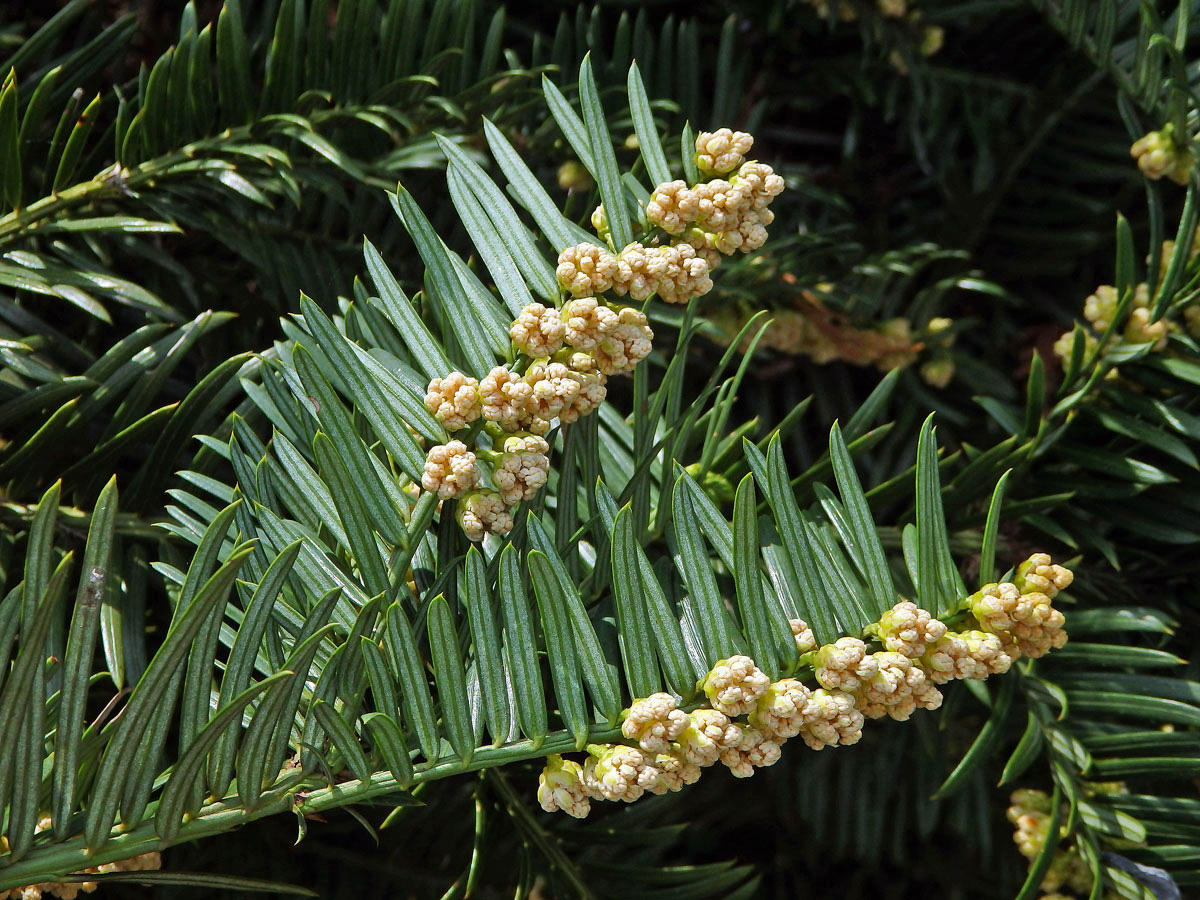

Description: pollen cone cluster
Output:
[538,556,1072,816]
[422,131,778,541]
[420,290,653,539]
[557,128,785,313]
[1053,282,1174,366]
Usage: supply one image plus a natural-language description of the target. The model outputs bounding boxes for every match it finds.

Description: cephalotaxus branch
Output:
[0,105,391,247]
[0,727,622,891]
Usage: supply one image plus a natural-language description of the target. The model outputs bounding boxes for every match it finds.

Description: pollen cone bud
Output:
[424,372,481,431]
[695,128,754,176]
[718,723,783,777]
[813,637,878,692]
[457,489,514,542]
[875,601,947,658]
[538,754,591,818]
[621,693,689,753]
[701,655,771,716]
[677,708,741,767]
[511,303,565,358]
[421,440,480,499]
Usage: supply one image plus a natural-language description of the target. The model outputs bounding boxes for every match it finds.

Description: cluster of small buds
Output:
[557,298,655,374]
[694,128,755,176]
[479,365,535,433]
[560,297,618,349]
[607,242,713,304]
[811,637,878,692]
[701,655,772,716]
[592,307,654,374]
[873,600,948,657]
[1082,284,1121,333]
[1123,304,1171,349]
[677,708,741,766]
[0,820,162,899]
[538,555,1071,817]
[1014,553,1074,599]
[854,651,943,721]
[649,172,776,243]
[537,754,591,818]
[1086,284,1169,348]
[621,693,690,753]
[1008,789,1054,860]
[490,434,550,506]
[789,618,816,657]
[968,558,1070,659]
[647,750,703,793]
[582,744,662,802]
[421,440,481,499]
[457,489,514,541]
[1055,281,1180,371]
[797,688,865,750]
[557,242,618,296]
[1130,126,1193,185]
[424,296,641,541]
[520,360,603,430]
[921,629,1012,684]
[510,303,565,358]
[1006,789,1095,896]
[748,677,811,738]
[1051,329,1100,367]
[719,723,784,777]
[424,372,482,431]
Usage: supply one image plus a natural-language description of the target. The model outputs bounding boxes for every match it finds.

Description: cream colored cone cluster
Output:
[1084,283,1168,349]
[423,288,654,540]
[456,489,514,542]
[541,654,844,816]
[967,554,1072,658]
[921,629,1012,683]
[789,618,816,655]
[543,128,788,312]
[646,153,785,260]
[694,128,755,176]
[537,754,591,818]
[701,655,772,715]
[540,556,1072,816]
[621,693,690,753]
[1006,788,1098,897]
[854,651,943,721]
[813,637,877,692]
[490,434,550,506]
[1056,282,1174,366]
[873,600,947,657]
[557,241,714,306]
[1008,788,1054,860]
[510,302,566,358]
[424,371,482,431]
[421,440,481,499]
[1131,126,1193,185]
[559,298,654,375]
